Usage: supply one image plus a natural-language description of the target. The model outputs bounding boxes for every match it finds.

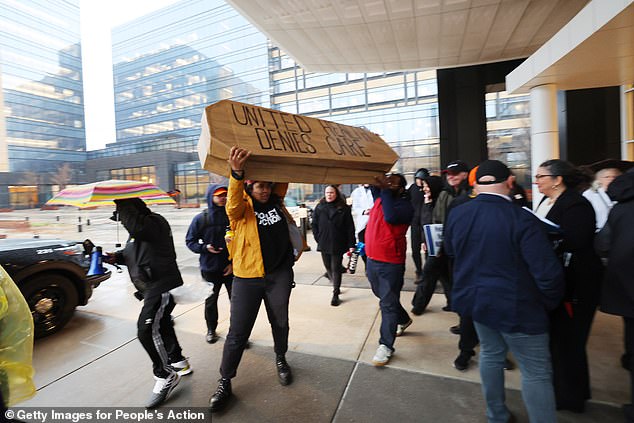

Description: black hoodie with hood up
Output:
[185,183,231,274]
[113,198,183,299]
[599,170,634,318]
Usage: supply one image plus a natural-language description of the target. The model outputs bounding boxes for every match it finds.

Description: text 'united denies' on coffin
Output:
[197,100,399,183]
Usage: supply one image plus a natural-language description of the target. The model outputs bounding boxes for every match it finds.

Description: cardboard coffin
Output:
[198,100,399,183]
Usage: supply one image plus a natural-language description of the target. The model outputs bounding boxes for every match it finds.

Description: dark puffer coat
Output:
[312,201,355,255]
[599,171,634,318]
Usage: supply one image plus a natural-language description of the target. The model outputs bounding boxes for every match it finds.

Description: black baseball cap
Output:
[442,160,469,174]
[475,160,511,185]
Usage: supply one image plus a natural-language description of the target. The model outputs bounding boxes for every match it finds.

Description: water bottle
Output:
[347,242,365,274]
[224,226,234,244]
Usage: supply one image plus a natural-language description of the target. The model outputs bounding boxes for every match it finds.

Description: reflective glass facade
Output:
[269,47,440,199]
[0,0,85,174]
[111,0,268,153]
[486,91,532,194]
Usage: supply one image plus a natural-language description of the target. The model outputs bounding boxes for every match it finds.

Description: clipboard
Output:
[423,224,444,257]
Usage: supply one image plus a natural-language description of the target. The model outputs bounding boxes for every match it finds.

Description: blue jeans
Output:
[474,321,556,423]
[366,258,409,350]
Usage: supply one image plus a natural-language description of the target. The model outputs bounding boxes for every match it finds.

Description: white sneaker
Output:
[372,344,392,366]
[146,371,180,408]
[170,358,192,376]
[396,319,413,337]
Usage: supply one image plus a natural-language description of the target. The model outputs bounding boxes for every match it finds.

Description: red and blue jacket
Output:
[365,188,413,264]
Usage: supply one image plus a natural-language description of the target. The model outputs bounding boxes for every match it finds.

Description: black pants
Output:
[138,292,184,378]
[411,254,451,312]
[550,301,598,411]
[321,252,343,295]
[624,317,634,421]
[220,265,294,379]
[458,315,479,353]
[201,270,233,332]
[410,224,423,277]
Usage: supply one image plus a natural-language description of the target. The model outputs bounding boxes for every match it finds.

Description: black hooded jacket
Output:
[599,171,634,318]
[114,198,183,299]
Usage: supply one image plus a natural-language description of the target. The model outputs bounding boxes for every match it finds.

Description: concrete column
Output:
[530,84,559,209]
[622,85,634,160]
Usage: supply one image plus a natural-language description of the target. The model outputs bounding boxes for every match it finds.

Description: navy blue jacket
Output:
[444,193,564,334]
[185,183,230,274]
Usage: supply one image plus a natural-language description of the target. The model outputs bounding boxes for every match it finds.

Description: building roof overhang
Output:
[507,0,634,94]
[227,0,590,73]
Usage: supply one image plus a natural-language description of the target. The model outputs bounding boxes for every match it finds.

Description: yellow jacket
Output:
[226,174,288,278]
[0,265,35,406]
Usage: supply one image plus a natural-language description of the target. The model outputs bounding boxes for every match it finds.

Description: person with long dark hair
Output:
[410,175,444,314]
[312,185,356,306]
[408,168,431,283]
[534,159,603,413]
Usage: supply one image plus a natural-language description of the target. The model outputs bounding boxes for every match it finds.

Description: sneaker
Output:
[276,354,293,386]
[396,318,412,336]
[170,358,193,376]
[449,325,461,335]
[206,330,219,344]
[372,344,392,366]
[146,371,180,408]
[503,358,515,371]
[209,377,232,412]
[453,350,474,371]
[331,294,341,307]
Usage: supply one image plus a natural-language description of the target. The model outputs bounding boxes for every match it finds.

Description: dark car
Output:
[0,238,111,338]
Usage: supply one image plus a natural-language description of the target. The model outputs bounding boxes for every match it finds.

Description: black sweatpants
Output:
[410,223,423,277]
[138,292,184,378]
[220,265,294,379]
[201,270,233,332]
[411,254,452,312]
[458,315,479,353]
[321,252,343,295]
[624,317,634,422]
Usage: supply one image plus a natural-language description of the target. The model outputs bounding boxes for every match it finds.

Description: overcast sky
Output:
[80,0,178,151]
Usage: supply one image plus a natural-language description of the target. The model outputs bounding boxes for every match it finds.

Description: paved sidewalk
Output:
[3,207,627,422]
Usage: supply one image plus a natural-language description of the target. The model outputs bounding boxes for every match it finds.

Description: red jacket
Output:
[365,198,410,264]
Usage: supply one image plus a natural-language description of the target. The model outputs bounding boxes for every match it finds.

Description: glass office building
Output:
[0,0,85,207]
[269,46,441,199]
[89,0,269,202]
[96,0,530,204]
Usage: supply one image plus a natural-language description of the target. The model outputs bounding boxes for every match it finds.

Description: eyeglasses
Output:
[534,174,555,179]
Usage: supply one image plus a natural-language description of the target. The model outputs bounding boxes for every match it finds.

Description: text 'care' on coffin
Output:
[197,100,399,183]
